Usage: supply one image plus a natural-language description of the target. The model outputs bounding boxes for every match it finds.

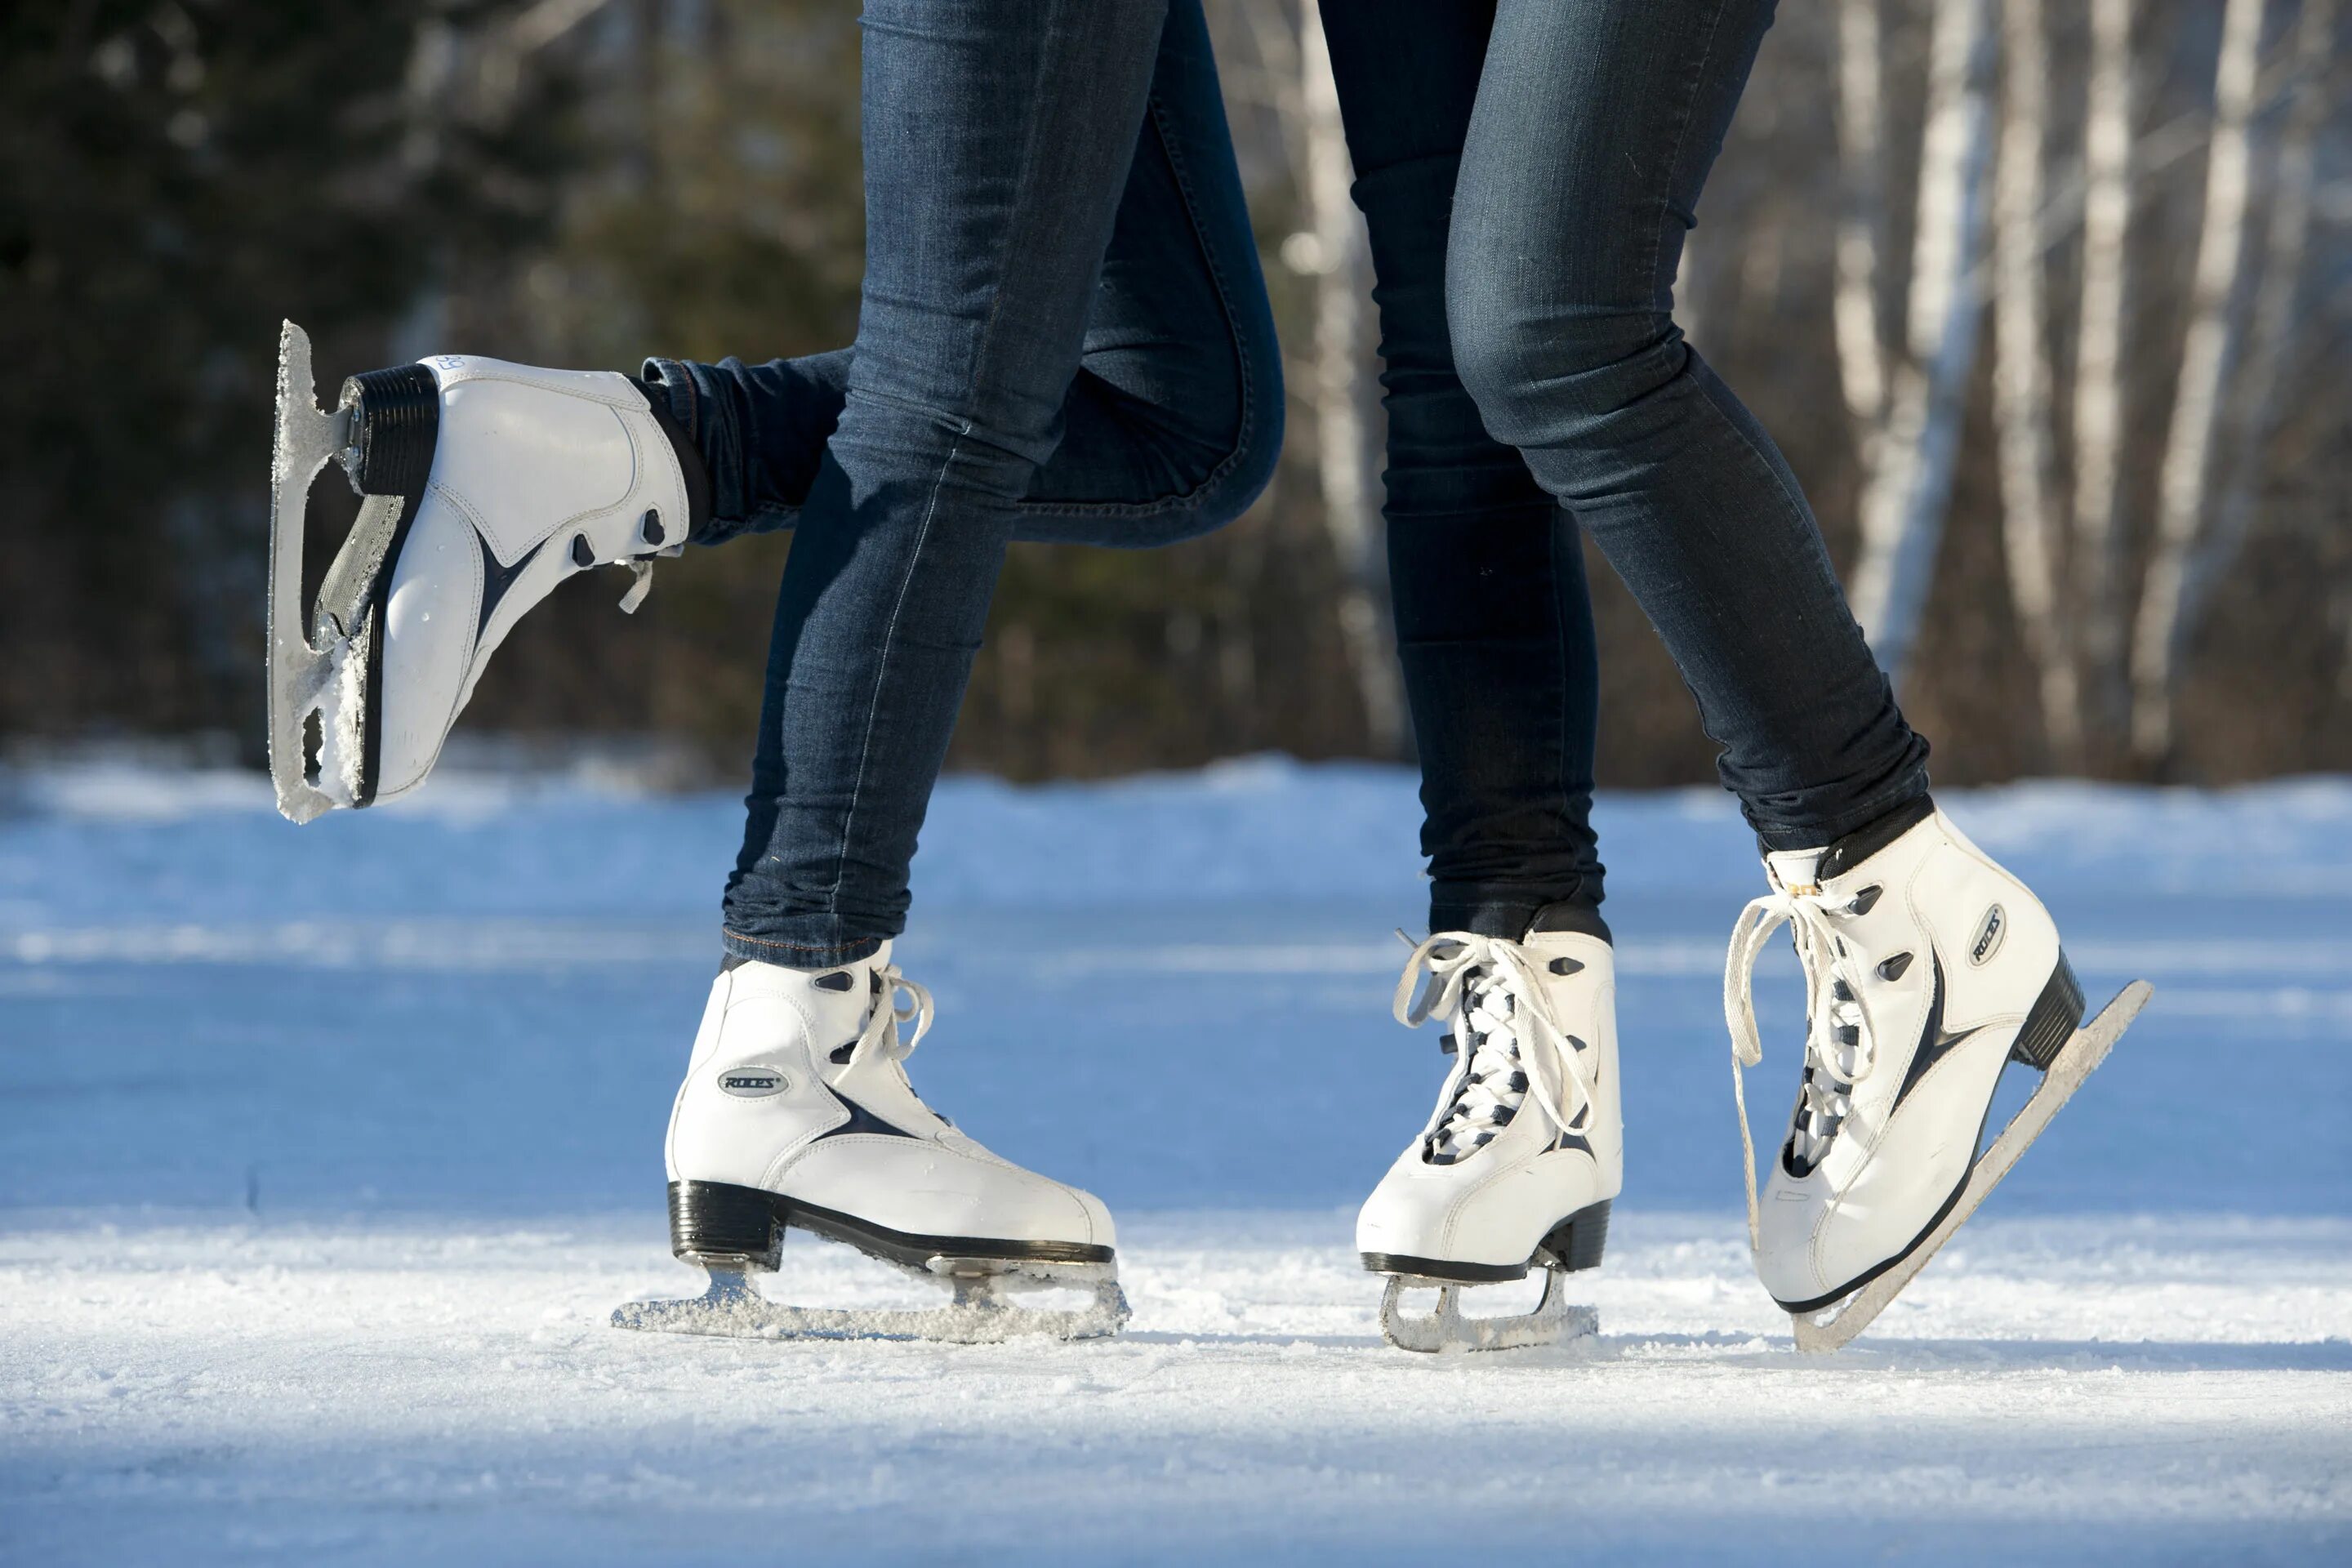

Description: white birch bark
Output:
[1847,0,1997,680]
[2127,0,2270,760]
[1297,4,1405,757]
[2069,0,2145,737]
[1992,0,2082,764]
[2132,0,2336,760]
[2069,0,2136,735]
[1833,0,1889,427]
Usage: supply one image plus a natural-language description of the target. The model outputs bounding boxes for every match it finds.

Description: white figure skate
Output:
[1724,797,2150,1352]
[266,321,693,822]
[1358,928,1621,1352]
[612,944,1127,1343]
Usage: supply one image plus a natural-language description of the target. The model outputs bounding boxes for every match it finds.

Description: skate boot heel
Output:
[341,364,442,497]
[667,1179,782,1271]
[1539,1199,1612,1273]
[2009,951,2087,1070]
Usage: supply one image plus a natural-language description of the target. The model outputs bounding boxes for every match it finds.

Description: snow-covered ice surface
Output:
[2,758,2347,1564]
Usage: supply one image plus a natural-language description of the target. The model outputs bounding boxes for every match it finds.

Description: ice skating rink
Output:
[4,760,2347,1565]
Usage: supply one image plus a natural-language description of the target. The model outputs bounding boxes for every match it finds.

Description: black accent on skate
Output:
[669,1178,784,1269]
[1877,951,1913,982]
[1361,1198,1611,1284]
[1524,900,1612,943]
[1538,1199,1610,1271]
[1891,956,1989,1111]
[666,1179,1114,1272]
[332,363,442,808]
[2009,952,2087,1069]
[1891,948,2084,1114]
[475,529,546,636]
[810,1092,922,1143]
[1811,795,1937,880]
[347,365,440,497]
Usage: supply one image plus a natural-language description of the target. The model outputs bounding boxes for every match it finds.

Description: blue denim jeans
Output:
[644,0,1279,967]
[1321,0,1929,938]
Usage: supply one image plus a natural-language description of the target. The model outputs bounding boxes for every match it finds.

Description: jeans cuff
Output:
[1428,885,1609,944]
[1747,768,1932,854]
[720,927,887,971]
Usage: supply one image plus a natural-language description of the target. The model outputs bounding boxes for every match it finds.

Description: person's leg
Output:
[1319,1,1606,941]
[1431,2,2113,1338]
[643,4,1277,552]
[1445,0,1927,849]
[1319,3,1619,1350]
[630,2,1290,1337]
[718,0,1269,969]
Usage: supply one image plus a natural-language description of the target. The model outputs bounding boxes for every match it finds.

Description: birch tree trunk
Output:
[1833,0,1889,428]
[2191,0,2337,627]
[2127,0,2270,762]
[1991,0,2082,764]
[1296,3,1405,757]
[1846,0,1997,681]
[2069,0,2135,740]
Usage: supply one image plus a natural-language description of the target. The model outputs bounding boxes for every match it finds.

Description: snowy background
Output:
[2,759,2346,1564]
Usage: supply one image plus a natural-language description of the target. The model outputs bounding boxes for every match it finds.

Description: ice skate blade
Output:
[267,322,443,822]
[610,1259,1130,1345]
[1377,1268,1597,1354]
[1789,980,2152,1354]
[267,320,361,823]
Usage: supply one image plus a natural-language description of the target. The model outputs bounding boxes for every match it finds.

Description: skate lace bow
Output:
[1723,884,1878,1253]
[1394,933,1597,1161]
[846,963,934,1067]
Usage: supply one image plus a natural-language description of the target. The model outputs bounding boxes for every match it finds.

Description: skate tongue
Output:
[1427,970,1532,1163]
[1765,848,1825,890]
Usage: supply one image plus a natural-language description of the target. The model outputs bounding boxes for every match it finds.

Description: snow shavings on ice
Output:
[2,758,2348,1564]
[4,1212,2345,1566]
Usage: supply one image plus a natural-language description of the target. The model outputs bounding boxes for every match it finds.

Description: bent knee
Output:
[1448,291,1690,450]
[1139,333,1284,545]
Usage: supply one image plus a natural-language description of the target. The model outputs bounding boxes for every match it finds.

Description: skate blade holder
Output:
[610,1253,1130,1345]
[266,320,385,823]
[1378,1267,1598,1354]
[1787,981,2152,1354]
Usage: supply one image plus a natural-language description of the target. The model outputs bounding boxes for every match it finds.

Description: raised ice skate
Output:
[1724,797,2150,1351]
[611,943,1126,1343]
[1358,927,1621,1352]
[266,321,695,822]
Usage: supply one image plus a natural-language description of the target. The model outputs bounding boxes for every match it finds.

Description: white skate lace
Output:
[842,962,934,1069]
[1394,933,1597,1164]
[1723,884,1877,1252]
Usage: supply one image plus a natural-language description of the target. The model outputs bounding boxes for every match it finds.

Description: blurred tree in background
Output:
[5,0,2349,791]
[2,0,572,755]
